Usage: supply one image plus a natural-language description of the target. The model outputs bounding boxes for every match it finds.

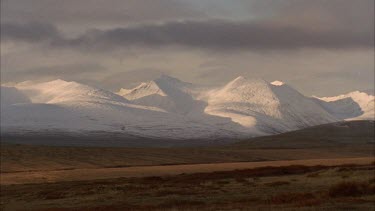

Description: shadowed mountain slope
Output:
[234,120,374,148]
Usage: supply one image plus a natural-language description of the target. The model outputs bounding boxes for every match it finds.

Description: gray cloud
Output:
[1,0,374,96]
[2,0,373,51]
[248,0,374,28]
[1,22,61,42]
[1,63,105,82]
[2,20,373,51]
[1,0,205,34]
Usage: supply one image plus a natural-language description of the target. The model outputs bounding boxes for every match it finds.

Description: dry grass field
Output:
[1,157,373,185]
[2,121,373,173]
[1,121,374,210]
[2,143,373,173]
[1,163,374,210]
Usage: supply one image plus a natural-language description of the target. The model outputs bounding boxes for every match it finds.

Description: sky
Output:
[1,0,374,96]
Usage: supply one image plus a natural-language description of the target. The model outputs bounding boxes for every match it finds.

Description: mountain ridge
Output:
[1,75,374,142]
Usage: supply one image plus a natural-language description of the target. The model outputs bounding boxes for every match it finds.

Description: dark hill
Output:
[233,120,374,148]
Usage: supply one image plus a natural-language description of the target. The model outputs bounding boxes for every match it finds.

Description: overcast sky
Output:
[1,0,374,96]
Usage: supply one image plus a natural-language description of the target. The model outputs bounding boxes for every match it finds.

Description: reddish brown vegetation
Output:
[264,181,290,187]
[144,165,330,185]
[2,164,374,211]
[268,192,319,206]
[328,181,375,197]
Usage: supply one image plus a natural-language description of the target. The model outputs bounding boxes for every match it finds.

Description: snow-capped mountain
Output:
[202,77,338,134]
[14,79,130,105]
[1,79,247,140]
[314,91,374,120]
[1,75,374,142]
[118,75,198,114]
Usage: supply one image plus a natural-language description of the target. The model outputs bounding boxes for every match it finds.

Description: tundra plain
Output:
[1,121,374,210]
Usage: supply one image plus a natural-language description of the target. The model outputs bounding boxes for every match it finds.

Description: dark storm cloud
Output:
[1,0,374,95]
[248,0,374,26]
[1,0,373,51]
[79,20,374,50]
[1,22,61,42]
[2,20,373,51]
[0,0,204,25]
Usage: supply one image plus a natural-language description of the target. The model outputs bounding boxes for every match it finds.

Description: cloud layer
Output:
[1,0,374,95]
[2,19,373,51]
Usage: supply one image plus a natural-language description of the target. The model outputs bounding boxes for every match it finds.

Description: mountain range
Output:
[1,75,374,142]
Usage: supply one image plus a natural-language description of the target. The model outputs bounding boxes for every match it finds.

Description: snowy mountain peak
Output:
[205,77,281,126]
[154,74,193,89]
[204,76,337,130]
[232,76,246,81]
[118,81,167,100]
[36,79,83,88]
[318,91,374,102]
[271,80,284,86]
[15,79,128,104]
[225,76,269,89]
[214,77,278,103]
[119,74,194,101]
[315,91,374,120]
[17,79,78,89]
[50,79,72,84]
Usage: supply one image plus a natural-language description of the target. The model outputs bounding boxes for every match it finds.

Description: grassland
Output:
[1,164,374,210]
[2,143,374,173]
[1,157,372,185]
[2,121,373,173]
[1,121,374,210]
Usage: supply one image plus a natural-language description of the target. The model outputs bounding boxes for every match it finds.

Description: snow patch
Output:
[271,80,284,86]
[314,91,374,120]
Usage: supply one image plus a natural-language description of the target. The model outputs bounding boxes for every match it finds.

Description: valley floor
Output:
[1,121,374,210]
[1,157,373,185]
[1,162,374,210]
[1,143,373,173]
